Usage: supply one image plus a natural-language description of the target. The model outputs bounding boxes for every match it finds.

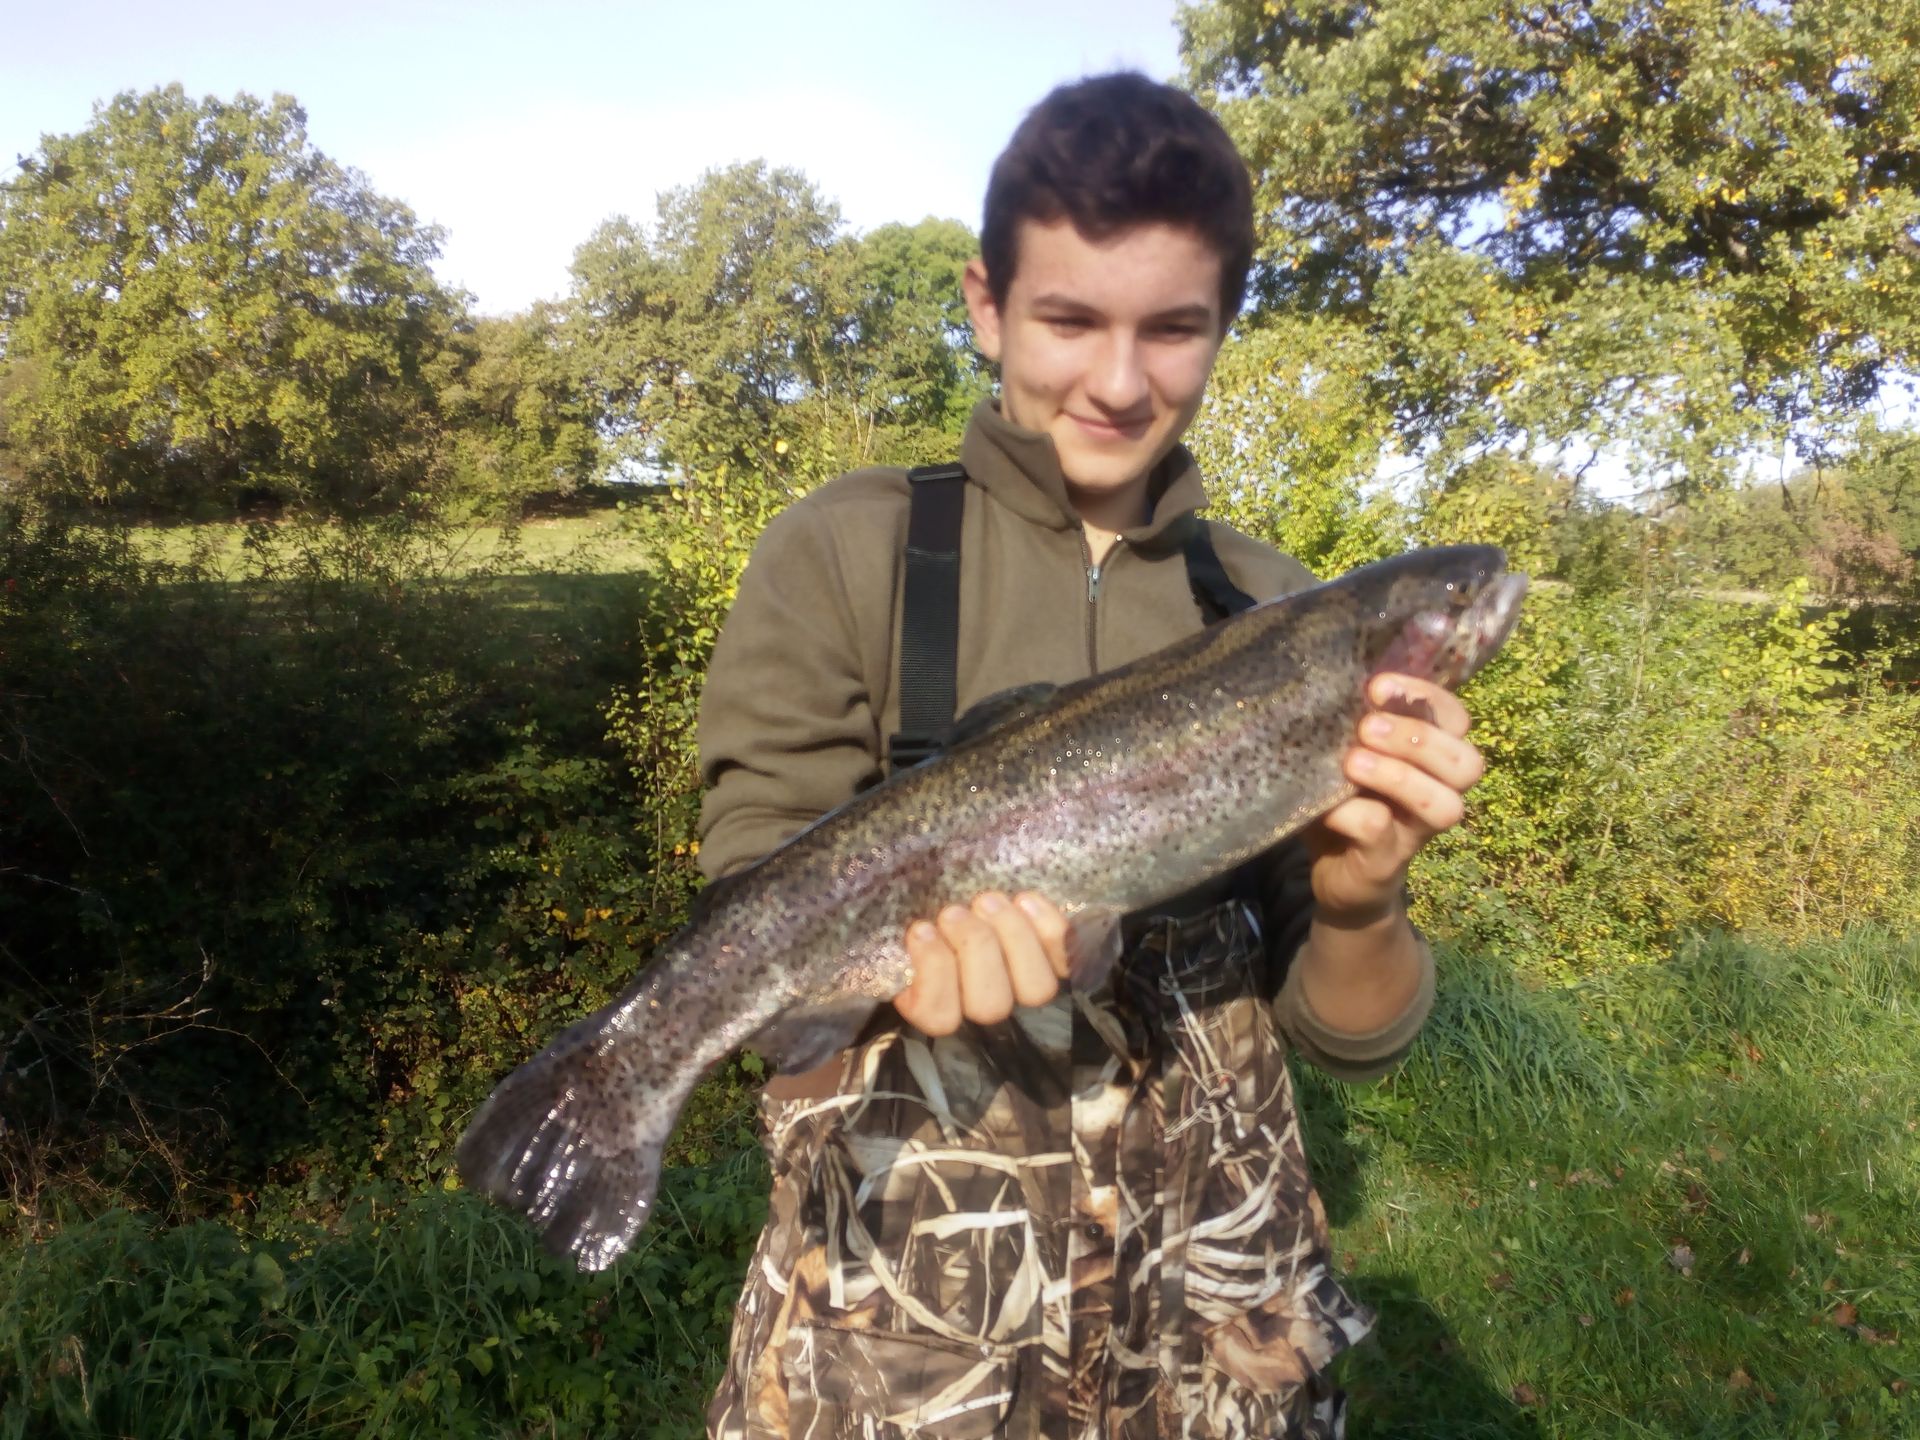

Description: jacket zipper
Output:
[1081,532,1123,674]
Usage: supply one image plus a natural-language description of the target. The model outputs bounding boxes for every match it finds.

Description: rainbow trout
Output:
[457,544,1527,1270]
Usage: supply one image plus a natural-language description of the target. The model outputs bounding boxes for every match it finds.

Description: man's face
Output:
[963,218,1226,513]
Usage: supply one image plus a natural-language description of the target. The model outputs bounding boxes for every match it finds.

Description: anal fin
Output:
[1064,904,1126,991]
[749,996,880,1075]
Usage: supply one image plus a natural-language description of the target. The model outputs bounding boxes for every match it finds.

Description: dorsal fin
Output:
[687,868,745,926]
[940,681,1059,750]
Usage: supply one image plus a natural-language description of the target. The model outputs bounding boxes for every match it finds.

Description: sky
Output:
[1,0,1186,316]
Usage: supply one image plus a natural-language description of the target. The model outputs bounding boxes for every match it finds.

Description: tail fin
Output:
[455,1021,670,1272]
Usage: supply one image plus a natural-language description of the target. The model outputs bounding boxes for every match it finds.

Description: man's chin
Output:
[1058,445,1161,492]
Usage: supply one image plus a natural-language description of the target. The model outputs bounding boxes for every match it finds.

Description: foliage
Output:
[1675,422,1920,601]
[0,506,758,1221]
[0,86,458,515]
[832,217,992,464]
[1184,316,1402,575]
[566,167,980,484]
[566,162,850,479]
[428,306,604,515]
[1412,566,1920,976]
[1181,0,1920,489]
[1,1163,766,1440]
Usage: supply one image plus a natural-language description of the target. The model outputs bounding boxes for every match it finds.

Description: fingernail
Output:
[1015,894,1048,920]
[939,905,969,926]
[1351,750,1378,776]
[1373,677,1402,705]
[1363,714,1393,741]
[910,922,938,945]
[978,893,1006,913]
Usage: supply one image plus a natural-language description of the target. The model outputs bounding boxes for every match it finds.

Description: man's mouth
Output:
[1069,412,1152,441]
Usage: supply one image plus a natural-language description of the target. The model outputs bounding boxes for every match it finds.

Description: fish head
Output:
[1351,545,1529,691]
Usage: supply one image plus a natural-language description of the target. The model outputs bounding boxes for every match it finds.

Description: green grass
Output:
[130,508,651,577]
[5,929,1913,1438]
[1315,927,1919,1437]
[1,1155,767,1440]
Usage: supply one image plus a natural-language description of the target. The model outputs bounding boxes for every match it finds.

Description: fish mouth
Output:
[1467,573,1529,659]
[1382,563,1529,691]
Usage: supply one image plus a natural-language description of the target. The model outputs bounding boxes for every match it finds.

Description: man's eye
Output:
[1151,323,1205,340]
[1044,315,1091,332]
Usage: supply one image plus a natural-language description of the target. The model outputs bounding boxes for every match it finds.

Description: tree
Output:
[1182,316,1400,573]
[0,86,458,514]
[833,218,991,465]
[566,162,852,478]
[1181,0,1920,491]
[429,305,602,512]
[567,169,994,482]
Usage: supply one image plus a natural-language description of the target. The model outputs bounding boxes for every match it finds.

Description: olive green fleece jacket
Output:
[694,399,1434,1082]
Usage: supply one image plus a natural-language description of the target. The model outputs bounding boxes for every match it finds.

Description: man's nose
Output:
[1086,332,1150,412]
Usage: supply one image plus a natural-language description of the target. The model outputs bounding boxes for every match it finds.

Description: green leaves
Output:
[0,86,457,514]
[565,166,980,482]
[1182,0,1920,491]
[566,162,849,478]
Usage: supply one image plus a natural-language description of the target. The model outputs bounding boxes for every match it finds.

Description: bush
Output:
[1414,573,1920,975]
[0,505,762,1224]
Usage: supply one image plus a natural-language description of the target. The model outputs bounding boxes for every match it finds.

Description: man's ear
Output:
[961,258,1004,364]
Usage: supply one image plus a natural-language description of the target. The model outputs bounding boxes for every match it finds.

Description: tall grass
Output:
[1,1150,767,1440]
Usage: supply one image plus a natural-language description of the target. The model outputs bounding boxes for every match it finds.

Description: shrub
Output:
[1415,574,1920,975]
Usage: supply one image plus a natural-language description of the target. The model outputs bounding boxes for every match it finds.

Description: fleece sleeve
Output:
[1257,840,1437,1083]
[696,503,884,882]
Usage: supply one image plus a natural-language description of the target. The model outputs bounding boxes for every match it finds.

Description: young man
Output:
[697,73,1484,1440]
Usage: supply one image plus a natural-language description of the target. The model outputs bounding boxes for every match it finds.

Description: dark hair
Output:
[981,72,1255,324]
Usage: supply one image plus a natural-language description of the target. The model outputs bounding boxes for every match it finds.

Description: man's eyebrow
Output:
[1028,294,1216,324]
[1144,303,1216,325]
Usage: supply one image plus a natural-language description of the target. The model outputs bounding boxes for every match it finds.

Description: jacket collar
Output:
[957,399,1210,552]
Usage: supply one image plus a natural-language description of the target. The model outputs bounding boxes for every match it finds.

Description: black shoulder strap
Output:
[1184,520,1258,622]
[888,463,968,772]
[1182,520,1269,922]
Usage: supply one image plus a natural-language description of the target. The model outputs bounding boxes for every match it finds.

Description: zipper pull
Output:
[1087,565,1102,605]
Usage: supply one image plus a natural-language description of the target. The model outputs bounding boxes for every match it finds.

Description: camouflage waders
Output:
[706,895,1373,1440]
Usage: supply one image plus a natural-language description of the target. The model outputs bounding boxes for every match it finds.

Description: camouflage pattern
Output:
[706,879,1372,1440]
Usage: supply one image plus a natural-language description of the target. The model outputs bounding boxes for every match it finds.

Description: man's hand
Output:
[1311,672,1485,920]
[893,891,1072,1036]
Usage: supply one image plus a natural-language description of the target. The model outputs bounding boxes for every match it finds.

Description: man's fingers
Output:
[974,892,1061,1008]
[1370,673,1471,738]
[894,921,961,1035]
[1344,747,1466,837]
[1319,794,1398,851]
[1015,892,1072,979]
[894,893,1070,1035]
[939,903,1015,1025]
[1356,712,1485,793]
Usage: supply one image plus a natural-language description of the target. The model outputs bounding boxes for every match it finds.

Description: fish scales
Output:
[457,544,1528,1271]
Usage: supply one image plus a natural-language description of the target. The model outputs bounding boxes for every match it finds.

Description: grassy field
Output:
[1316,927,1917,1437]
[6,929,1914,1439]
[131,506,651,577]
